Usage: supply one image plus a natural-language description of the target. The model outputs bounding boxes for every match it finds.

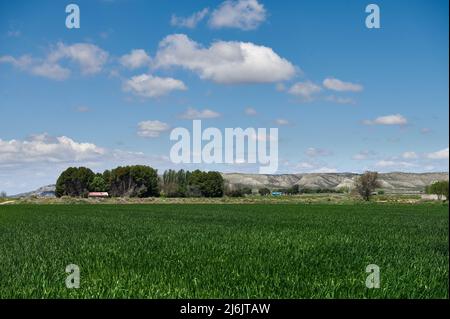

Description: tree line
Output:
[54,167,449,201]
[55,166,224,198]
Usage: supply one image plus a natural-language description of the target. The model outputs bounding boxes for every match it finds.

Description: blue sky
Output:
[0,0,448,194]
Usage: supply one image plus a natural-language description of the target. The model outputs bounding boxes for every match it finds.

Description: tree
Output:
[355,171,381,201]
[286,184,300,195]
[187,170,224,197]
[258,188,271,196]
[162,169,188,197]
[0,191,6,198]
[109,165,159,197]
[89,174,108,192]
[426,181,449,201]
[55,167,95,197]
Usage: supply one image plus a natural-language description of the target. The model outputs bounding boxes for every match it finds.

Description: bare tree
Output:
[355,171,381,201]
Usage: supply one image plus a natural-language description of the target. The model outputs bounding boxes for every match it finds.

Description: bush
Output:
[258,188,271,196]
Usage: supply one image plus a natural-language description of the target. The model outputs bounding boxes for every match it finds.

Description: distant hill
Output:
[10,172,449,198]
[11,184,56,198]
[223,172,449,194]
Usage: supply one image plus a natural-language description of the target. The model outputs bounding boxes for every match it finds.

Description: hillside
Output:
[223,172,449,194]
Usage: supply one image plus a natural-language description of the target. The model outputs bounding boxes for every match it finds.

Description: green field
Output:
[0,204,448,298]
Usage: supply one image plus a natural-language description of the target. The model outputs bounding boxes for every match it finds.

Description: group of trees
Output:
[161,169,224,198]
[56,166,223,198]
[425,180,449,201]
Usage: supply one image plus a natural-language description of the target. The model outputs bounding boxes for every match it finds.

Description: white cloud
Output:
[0,54,32,69]
[288,81,322,101]
[171,8,209,28]
[245,107,257,116]
[47,42,109,75]
[305,147,333,157]
[375,160,416,168]
[209,0,266,30]
[402,151,418,159]
[323,78,363,92]
[137,120,170,138]
[123,74,187,98]
[1,42,108,80]
[119,49,151,69]
[0,134,105,164]
[31,62,71,80]
[363,114,408,126]
[154,34,296,84]
[274,118,290,126]
[179,107,221,119]
[426,147,449,160]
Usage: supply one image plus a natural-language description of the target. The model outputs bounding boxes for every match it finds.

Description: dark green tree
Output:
[55,167,95,197]
[89,174,108,192]
[109,165,159,197]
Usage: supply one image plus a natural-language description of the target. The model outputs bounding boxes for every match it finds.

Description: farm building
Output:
[88,192,109,198]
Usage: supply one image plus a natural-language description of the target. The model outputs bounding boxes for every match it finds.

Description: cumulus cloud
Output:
[171,8,209,28]
[31,62,71,80]
[287,81,322,101]
[0,134,105,165]
[323,77,363,92]
[123,74,187,98]
[47,42,109,75]
[137,120,171,138]
[0,42,108,80]
[153,34,296,84]
[209,0,266,30]
[402,151,418,159]
[179,107,221,119]
[426,147,449,160]
[119,49,151,69]
[363,114,408,126]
